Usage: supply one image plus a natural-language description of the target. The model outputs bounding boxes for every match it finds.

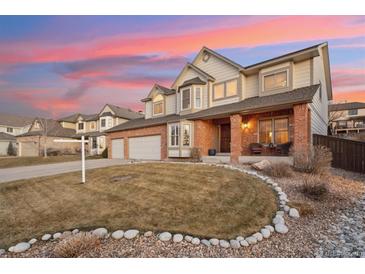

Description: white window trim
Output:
[212,78,238,101]
[194,87,202,109]
[100,118,106,128]
[263,69,289,92]
[181,88,191,111]
[77,122,85,131]
[182,123,191,147]
[257,116,289,145]
[168,123,180,147]
[153,100,164,116]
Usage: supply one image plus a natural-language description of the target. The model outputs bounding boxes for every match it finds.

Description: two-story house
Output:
[58,104,143,155]
[329,102,365,137]
[0,113,34,156]
[106,43,332,163]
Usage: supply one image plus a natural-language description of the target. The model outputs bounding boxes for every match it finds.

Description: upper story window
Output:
[195,87,202,108]
[101,118,106,127]
[348,109,358,116]
[181,88,191,110]
[6,127,13,133]
[263,70,288,91]
[152,94,164,116]
[213,79,238,100]
[90,122,96,130]
[78,123,84,130]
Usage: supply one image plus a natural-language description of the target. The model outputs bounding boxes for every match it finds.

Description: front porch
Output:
[194,103,311,164]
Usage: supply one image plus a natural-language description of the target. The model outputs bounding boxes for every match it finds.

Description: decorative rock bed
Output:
[1,162,300,255]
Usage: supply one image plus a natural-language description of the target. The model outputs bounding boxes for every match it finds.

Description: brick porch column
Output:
[293,103,311,159]
[230,114,242,164]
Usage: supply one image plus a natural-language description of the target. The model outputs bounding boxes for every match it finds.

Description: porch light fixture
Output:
[241,122,248,130]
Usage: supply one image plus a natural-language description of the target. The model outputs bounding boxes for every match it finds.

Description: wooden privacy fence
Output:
[313,134,365,173]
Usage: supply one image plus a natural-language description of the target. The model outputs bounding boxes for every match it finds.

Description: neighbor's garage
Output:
[128,135,161,160]
[19,141,38,157]
[111,138,124,159]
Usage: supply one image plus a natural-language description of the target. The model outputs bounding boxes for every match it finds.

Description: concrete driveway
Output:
[0,159,129,183]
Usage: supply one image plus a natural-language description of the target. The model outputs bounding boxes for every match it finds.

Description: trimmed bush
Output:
[101,148,108,158]
[262,162,293,178]
[7,142,16,156]
[53,232,101,258]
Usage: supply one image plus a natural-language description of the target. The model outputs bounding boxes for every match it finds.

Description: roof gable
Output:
[171,63,214,90]
[192,47,244,70]
[141,84,175,102]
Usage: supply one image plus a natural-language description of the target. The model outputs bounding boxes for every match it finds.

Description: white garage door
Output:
[0,141,9,156]
[111,138,124,159]
[129,135,161,160]
[20,142,38,157]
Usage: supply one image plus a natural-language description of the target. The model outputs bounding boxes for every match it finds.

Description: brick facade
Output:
[293,103,311,159]
[194,120,218,156]
[230,114,242,164]
[107,124,167,160]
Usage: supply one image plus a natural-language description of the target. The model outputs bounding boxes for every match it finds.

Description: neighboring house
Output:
[106,42,332,163]
[0,132,16,156]
[329,102,365,137]
[58,104,143,155]
[0,113,34,136]
[16,118,78,157]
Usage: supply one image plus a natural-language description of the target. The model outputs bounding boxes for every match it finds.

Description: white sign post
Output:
[54,136,89,183]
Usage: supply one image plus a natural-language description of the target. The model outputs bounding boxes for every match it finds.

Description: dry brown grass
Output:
[53,232,101,258]
[0,155,101,169]
[262,162,293,178]
[288,201,315,216]
[0,163,277,247]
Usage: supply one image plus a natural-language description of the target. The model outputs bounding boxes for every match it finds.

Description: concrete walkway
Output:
[0,159,129,183]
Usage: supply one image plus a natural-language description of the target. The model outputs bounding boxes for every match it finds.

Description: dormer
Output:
[141,84,176,119]
[76,115,85,133]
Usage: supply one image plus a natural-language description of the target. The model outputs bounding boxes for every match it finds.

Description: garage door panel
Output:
[111,139,124,159]
[21,142,38,157]
[129,135,161,160]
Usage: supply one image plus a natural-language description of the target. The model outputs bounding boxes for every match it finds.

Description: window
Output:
[92,138,97,149]
[90,122,96,130]
[348,109,358,116]
[6,127,13,133]
[101,119,106,127]
[182,124,191,147]
[263,70,288,91]
[169,124,179,147]
[195,87,201,108]
[259,117,289,144]
[274,118,289,144]
[213,79,238,100]
[259,119,272,144]
[182,88,191,110]
[213,83,224,99]
[226,79,238,97]
[78,123,84,130]
[153,101,163,115]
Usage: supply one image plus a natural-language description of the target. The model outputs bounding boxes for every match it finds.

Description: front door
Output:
[220,124,231,153]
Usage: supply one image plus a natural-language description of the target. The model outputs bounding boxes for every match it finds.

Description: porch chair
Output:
[249,143,263,155]
[275,141,292,156]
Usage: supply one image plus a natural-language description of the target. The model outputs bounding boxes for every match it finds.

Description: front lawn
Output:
[0,155,101,169]
[0,163,277,247]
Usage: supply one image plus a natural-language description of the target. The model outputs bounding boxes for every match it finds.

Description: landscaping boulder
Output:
[72,229,79,235]
[201,239,211,247]
[275,223,289,234]
[236,236,244,241]
[284,205,290,212]
[273,215,285,225]
[276,211,285,216]
[111,230,124,240]
[92,228,108,238]
[246,236,257,245]
[265,225,275,233]
[219,240,230,248]
[252,160,271,171]
[28,238,37,245]
[260,228,271,238]
[229,239,241,249]
[173,234,183,243]
[240,240,249,247]
[53,232,62,239]
[8,246,14,252]
[191,237,200,245]
[253,232,263,241]
[144,231,153,237]
[12,242,30,253]
[41,234,51,241]
[184,235,193,242]
[62,231,72,238]
[124,229,139,239]
[159,232,172,242]
[0,249,5,255]
[289,208,300,219]
[209,238,219,246]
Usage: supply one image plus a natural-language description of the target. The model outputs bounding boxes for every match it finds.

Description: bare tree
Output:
[328,110,345,135]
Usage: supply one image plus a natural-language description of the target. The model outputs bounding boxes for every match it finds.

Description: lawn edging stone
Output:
[0,162,301,255]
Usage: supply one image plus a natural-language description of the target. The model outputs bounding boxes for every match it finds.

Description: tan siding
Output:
[145,101,153,119]
[212,96,240,107]
[165,94,176,115]
[244,74,259,99]
[173,68,201,90]
[293,60,311,89]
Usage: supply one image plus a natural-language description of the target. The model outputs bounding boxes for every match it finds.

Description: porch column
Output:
[293,103,311,160]
[230,114,242,164]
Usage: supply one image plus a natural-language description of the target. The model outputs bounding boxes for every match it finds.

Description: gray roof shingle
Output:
[329,102,365,112]
[0,113,34,127]
[19,118,76,138]
[0,132,16,140]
